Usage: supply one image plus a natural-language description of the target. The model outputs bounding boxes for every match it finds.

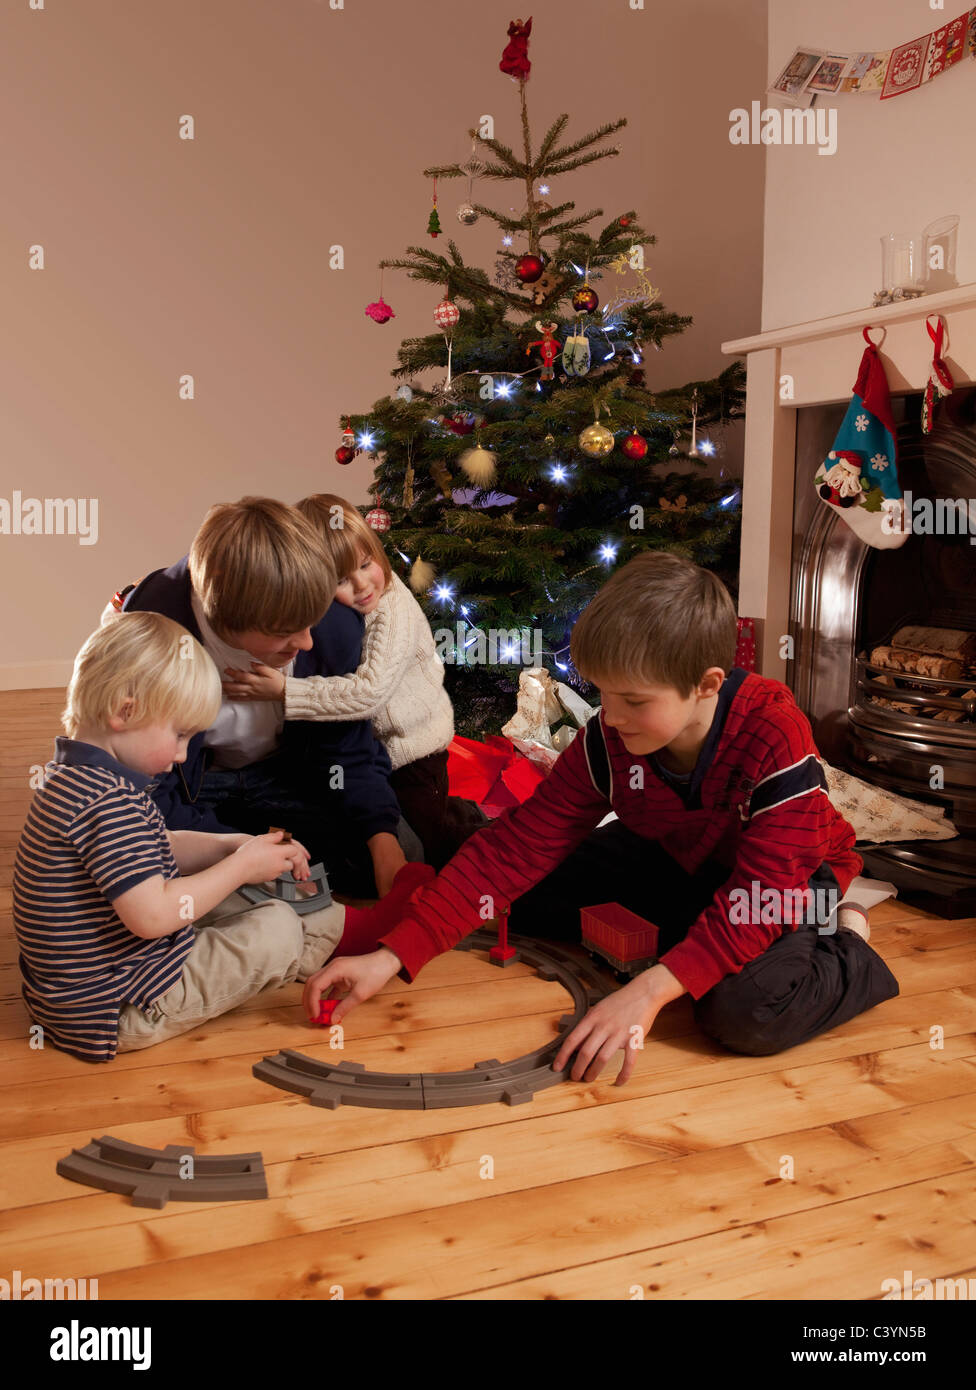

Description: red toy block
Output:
[314,997,339,1027]
[580,902,659,976]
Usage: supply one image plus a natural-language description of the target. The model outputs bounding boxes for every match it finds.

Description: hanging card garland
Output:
[769,9,975,105]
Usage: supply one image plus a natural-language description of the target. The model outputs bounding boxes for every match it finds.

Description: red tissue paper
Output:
[446,734,547,817]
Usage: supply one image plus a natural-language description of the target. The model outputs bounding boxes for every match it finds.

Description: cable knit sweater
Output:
[283,573,455,771]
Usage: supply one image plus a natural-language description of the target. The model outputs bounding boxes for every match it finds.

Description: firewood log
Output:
[870,646,965,680]
[891,626,976,664]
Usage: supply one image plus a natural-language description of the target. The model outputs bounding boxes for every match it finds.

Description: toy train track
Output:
[254,930,614,1110]
[56,1136,268,1209]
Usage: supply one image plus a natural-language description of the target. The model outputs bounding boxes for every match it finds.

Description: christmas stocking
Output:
[922,313,953,434]
[814,327,908,550]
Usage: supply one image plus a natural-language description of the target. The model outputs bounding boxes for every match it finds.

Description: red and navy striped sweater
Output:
[380,671,861,998]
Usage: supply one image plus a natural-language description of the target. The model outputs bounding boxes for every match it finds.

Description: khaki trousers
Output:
[116,891,344,1052]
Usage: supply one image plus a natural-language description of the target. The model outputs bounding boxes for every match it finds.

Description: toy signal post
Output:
[489,902,519,967]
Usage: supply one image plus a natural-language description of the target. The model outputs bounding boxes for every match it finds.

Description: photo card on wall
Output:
[769,47,822,106]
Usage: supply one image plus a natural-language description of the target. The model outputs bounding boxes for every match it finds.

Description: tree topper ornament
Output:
[499,17,532,81]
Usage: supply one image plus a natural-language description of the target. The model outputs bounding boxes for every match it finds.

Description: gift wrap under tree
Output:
[339,15,744,736]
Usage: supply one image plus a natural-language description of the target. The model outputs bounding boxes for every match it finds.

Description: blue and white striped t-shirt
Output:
[13,738,193,1062]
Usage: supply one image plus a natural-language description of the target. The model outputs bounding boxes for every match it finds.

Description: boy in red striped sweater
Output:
[304,553,898,1082]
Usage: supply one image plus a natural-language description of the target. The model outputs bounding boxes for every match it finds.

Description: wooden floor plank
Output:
[457,1168,976,1301]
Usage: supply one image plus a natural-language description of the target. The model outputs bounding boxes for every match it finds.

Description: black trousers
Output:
[197,751,423,899]
[389,750,490,871]
[507,820,900,1057]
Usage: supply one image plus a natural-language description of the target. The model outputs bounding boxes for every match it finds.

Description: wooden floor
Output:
[1,690,975,1301]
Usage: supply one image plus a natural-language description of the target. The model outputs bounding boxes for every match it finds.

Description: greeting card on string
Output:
[881,34,932,98]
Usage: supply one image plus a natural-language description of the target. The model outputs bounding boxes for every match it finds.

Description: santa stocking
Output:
[922,314,953,434]
[814,327,908,550]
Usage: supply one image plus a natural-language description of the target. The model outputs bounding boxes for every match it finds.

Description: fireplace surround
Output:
[790,391,976,912]
[723,284,976,914]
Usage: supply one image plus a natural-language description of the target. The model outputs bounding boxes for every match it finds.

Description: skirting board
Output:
[0,662,72,692]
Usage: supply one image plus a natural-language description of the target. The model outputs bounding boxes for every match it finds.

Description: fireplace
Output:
[789,388,976,914]
[722,284,976,917]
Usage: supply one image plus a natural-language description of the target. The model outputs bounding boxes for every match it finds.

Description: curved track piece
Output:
[253,929,614,1111]
[253,1055,425,1110]
[56,1136,268,1209]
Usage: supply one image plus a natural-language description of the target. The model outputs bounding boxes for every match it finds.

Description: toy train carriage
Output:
[580,902,659,978]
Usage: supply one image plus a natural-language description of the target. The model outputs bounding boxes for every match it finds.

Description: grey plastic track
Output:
[253,929,613,1110]
[56,1136,268,1209]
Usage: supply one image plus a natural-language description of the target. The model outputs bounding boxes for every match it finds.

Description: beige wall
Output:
[1,0,766,688]
[764,0,974,330]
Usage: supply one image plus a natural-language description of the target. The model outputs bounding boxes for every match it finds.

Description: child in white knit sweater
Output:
[222,494,487,868]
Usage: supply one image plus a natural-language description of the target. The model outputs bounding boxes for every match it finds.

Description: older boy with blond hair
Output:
[304,552,898,1080]
[221,493,487,869]
[112,496,420,897]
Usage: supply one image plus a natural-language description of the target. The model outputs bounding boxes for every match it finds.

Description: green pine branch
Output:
[536,114,570,165]
[542,118,627,169]
[544,147,622,179]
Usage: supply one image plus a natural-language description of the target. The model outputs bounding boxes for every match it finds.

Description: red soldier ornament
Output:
[525,320,561,381]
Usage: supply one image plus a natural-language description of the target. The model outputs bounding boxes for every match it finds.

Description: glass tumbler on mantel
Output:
[922,214,959,294]
[880,233,925,296]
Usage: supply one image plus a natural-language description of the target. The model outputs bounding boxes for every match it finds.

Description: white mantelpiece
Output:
[722,283,976,680]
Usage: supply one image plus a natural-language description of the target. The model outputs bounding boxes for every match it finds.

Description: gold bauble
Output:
[578,423,615,457]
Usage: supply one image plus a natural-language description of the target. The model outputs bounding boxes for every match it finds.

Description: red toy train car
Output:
[580,903,659,978]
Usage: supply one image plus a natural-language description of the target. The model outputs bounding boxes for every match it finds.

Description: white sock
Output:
[838,905,870,941]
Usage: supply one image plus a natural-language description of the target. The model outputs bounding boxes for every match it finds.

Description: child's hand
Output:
[233,830,310,885]
[367,832,407,898]
[302,947,402,1024]
[553,968,681,1086]
[222,663,286,702]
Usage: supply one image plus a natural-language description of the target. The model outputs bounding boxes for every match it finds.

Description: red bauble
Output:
[619,216,632,227]
[572,285,599,313]
[364,298,395,323]
[335,445,357,465]
[515,254,545,284]
[365,507,391,533]
[434,297,460,329]
[622,432,648,460]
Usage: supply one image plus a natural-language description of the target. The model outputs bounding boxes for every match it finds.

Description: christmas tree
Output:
[342,19,745,736]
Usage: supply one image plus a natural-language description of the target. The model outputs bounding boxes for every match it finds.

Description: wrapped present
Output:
[502,666,599,758]
[446,669,599,818]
